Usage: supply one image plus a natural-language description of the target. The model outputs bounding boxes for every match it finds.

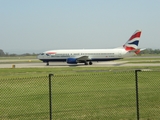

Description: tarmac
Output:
[0,61,160,68]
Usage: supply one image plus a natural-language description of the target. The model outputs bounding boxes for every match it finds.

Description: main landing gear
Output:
[46,62,49,66]
[84,61,93,65]
[89,61,93,65]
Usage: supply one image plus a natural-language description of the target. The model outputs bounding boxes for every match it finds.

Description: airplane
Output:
[38,30,143,66]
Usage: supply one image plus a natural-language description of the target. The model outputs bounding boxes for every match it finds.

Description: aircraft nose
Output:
[37,53,44,59]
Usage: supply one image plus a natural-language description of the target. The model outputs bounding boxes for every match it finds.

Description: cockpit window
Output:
[46,54,49,56]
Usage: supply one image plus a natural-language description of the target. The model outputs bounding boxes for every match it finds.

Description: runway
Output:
[1,61,160,68]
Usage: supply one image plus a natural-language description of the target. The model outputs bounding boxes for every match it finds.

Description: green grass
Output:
[0,54,160,119]
[0,56,39,64]
[120,56,160,63]
[0,69,160,119]
[0,76,49,119]
[0,66,160,79]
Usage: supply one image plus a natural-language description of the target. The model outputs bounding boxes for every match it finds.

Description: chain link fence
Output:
[1,71,160,119]
[137,71,160,119]
[1,76,49,119]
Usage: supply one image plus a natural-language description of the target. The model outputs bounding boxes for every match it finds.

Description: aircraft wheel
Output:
[89,61,92,65]
[46,62,49,66]
[84,62,88,65]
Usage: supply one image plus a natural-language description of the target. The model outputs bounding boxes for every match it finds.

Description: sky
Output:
[0,0,160,54]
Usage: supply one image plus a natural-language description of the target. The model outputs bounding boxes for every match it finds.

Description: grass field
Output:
[0,67,160,119]
[0,55,160,119]
[0,65,160,79]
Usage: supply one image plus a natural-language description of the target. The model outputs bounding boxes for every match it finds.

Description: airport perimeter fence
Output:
[0,70,160,120]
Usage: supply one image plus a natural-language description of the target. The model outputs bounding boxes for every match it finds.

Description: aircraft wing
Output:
[76,56,90,61]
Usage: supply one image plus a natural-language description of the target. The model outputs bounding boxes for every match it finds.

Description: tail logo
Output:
[123,30,141,51]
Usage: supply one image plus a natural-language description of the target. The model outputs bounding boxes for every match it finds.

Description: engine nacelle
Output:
[66,58,77,64]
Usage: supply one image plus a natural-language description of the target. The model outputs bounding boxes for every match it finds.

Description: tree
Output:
[140,48,160,54]
[0,49,5,56]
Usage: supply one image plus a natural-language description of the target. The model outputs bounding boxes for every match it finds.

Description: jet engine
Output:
[66,58,77,64]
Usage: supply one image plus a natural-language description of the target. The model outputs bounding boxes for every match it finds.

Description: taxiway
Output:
[0,61,160,68]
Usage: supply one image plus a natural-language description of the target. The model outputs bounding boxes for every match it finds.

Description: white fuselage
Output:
[38,48,134,63]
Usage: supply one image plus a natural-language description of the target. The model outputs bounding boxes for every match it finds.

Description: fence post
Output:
[49,74,53,120]
[135,70,141,120]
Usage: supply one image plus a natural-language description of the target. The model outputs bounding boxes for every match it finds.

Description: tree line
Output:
[5,52,38,56]
[0,49,38,56]
[140,48,160,54]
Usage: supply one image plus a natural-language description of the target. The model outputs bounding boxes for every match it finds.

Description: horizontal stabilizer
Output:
[129,48,146,54]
